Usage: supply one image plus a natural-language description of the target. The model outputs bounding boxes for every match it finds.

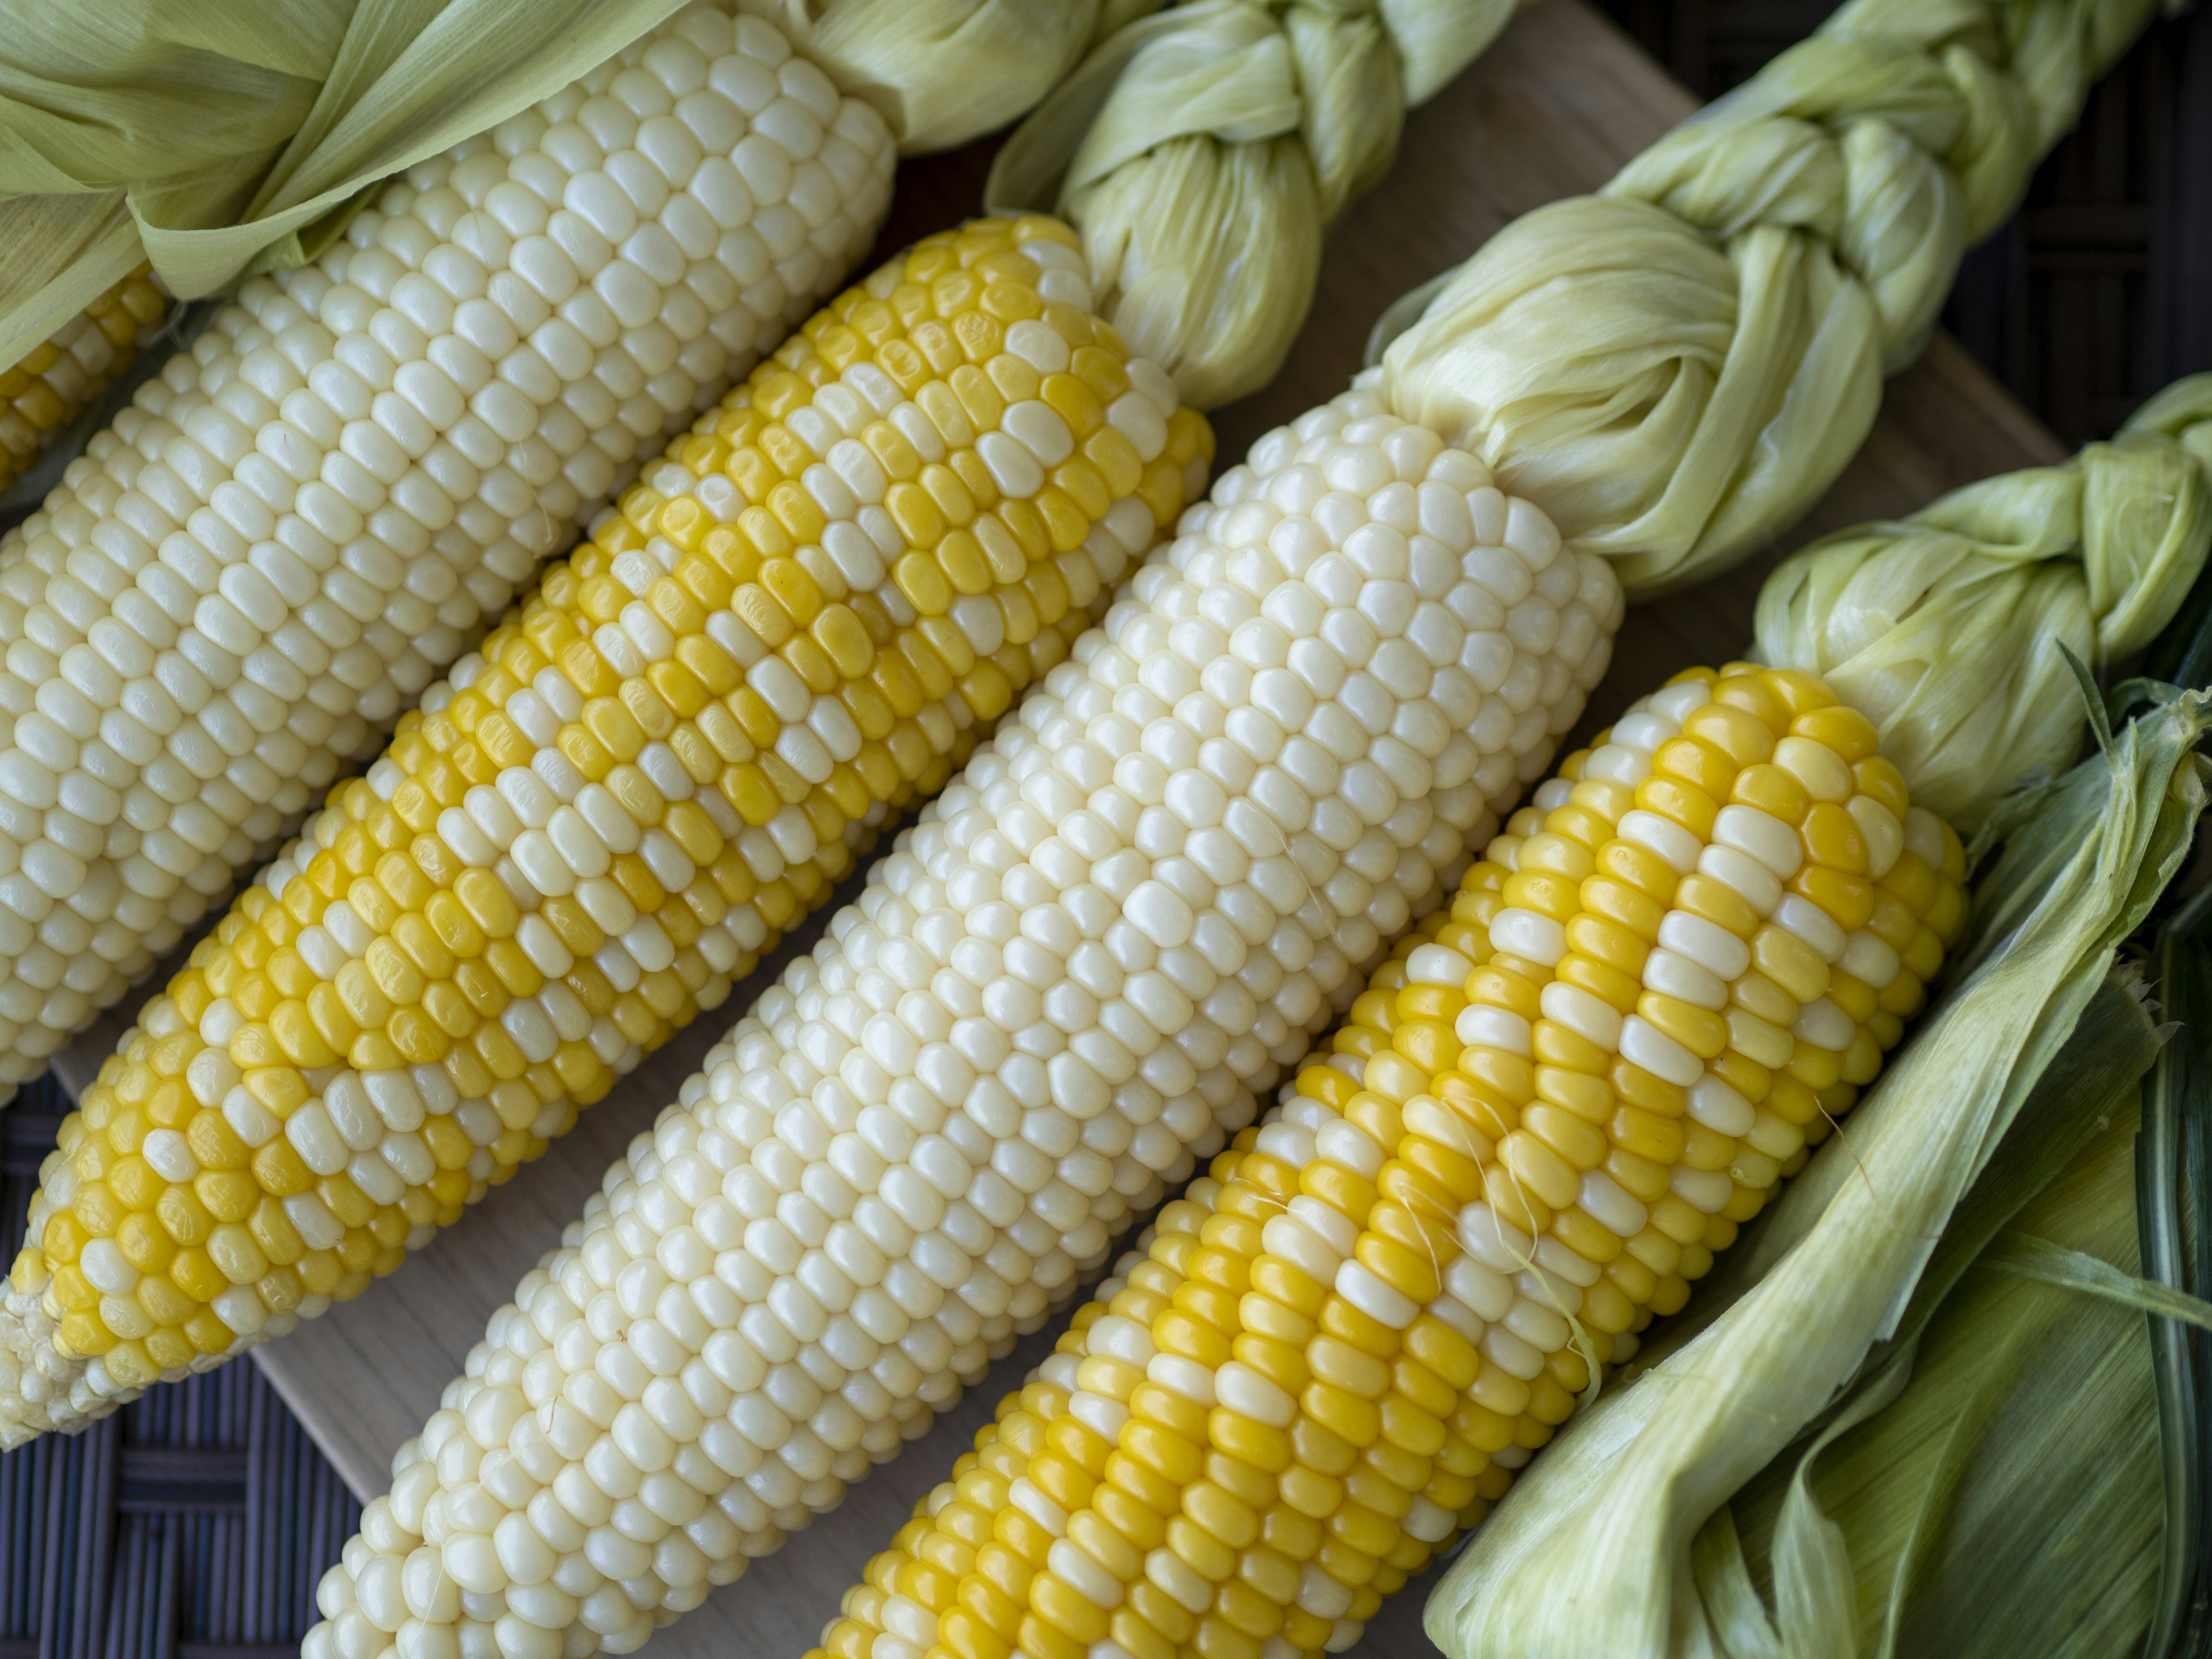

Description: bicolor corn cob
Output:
[0,213,1212,1439]
[0,2,897,1094]
[0,265,172,496]
[293,385,1621,1659]
[816,663,1968,1659]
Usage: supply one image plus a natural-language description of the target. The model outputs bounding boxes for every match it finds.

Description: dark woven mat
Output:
[2,1082,360,1659]
[1,3,2206,1653]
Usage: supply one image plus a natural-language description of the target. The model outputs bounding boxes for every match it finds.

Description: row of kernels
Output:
[306,1050,1251,1659]
[1427,669,1961,1283]
[811,1207,1217,1659]
[856,1123,1495,1659]
[0,1,896,1092]
[817,1156,1401,1659]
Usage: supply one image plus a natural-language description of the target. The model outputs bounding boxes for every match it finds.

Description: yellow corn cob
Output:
[816,661,1968,1659]
[0,264,170,494]
[0,214,1210,1433]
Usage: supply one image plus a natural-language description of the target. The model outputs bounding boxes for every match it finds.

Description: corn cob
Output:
[0,3,899,1096]
[289,385,1620,1659]
[0,266,172,497]
[0,213,1213,1440]
[818,662,1969,1659]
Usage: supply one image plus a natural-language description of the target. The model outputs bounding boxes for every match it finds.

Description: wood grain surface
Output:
[40,2,2066,1654]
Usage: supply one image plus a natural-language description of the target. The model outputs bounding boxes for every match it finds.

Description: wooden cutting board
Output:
[41,1,2064,1653]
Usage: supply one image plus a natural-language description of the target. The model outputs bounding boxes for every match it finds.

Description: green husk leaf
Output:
[1376,0,2166,599]
[1983,1230,2212,1328]
[1423,687,2209,1659]
[2138,922,2212,1659]
[1724,1096,2167,1659]
[762,0,1114,157]
[0,0,690,364]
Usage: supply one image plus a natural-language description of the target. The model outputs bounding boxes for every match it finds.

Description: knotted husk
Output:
[762,0,1142,156]
[1421,684,2211,1659]
[986,0,1515,409]
[1382,0,2163,598]
[0,0,1100,382]
[1753,376,2212,830]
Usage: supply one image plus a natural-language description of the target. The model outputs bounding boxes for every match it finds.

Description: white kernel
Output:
[1712,804,1802,879]
[1490,907,1566,966]
[1774,893,1848,962]
[1619,1015,1703,1085]
[1618,809,1701,874]
[1775,734,1854,802]
[1849,794,1904,878]
[1540,980,1622,1048]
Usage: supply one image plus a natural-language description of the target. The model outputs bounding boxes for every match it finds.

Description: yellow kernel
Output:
[1731,763,1809,824]
[1681,703,1775,767]
[894,551,953,616]
[1794,704,1878,762]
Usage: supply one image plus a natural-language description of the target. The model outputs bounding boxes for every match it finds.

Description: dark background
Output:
[3,3,2206,1657]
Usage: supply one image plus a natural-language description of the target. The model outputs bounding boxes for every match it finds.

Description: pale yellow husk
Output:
[987,0,1517,408]
[1755,375,2212,828]
[1422,686,2210,1659]
[1381,0,2163,598]
[0,0,1100,381]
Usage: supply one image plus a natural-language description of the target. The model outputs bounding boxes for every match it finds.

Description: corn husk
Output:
[1423,682,2211,1659]
[0,0,1097,381]
[1705,1073,2171,1658]
[985,0,1516,408]
[2128,907,2212,1659]
[1378,0,2162,599]
[1686,900,2212,1659]
[760,0,1131,156]
[1752,377,2212,830]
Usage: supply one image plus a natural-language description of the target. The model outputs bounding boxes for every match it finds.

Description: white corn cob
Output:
[301,383,1620,1659]
[0,1,893,1092]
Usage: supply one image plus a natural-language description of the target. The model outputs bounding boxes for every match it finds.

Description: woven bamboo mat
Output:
[1,1081,361,1659]
[0,1,2205,1656]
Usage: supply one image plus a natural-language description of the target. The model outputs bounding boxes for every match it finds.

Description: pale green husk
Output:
[986,0,1516,410]
[763,0,1134,157]
[1423,685,2211,1659]
[0,0,1100,382]
[1706,1088,2175,1659]
[1380,0,2164,599]
[1753,376,2212,830]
